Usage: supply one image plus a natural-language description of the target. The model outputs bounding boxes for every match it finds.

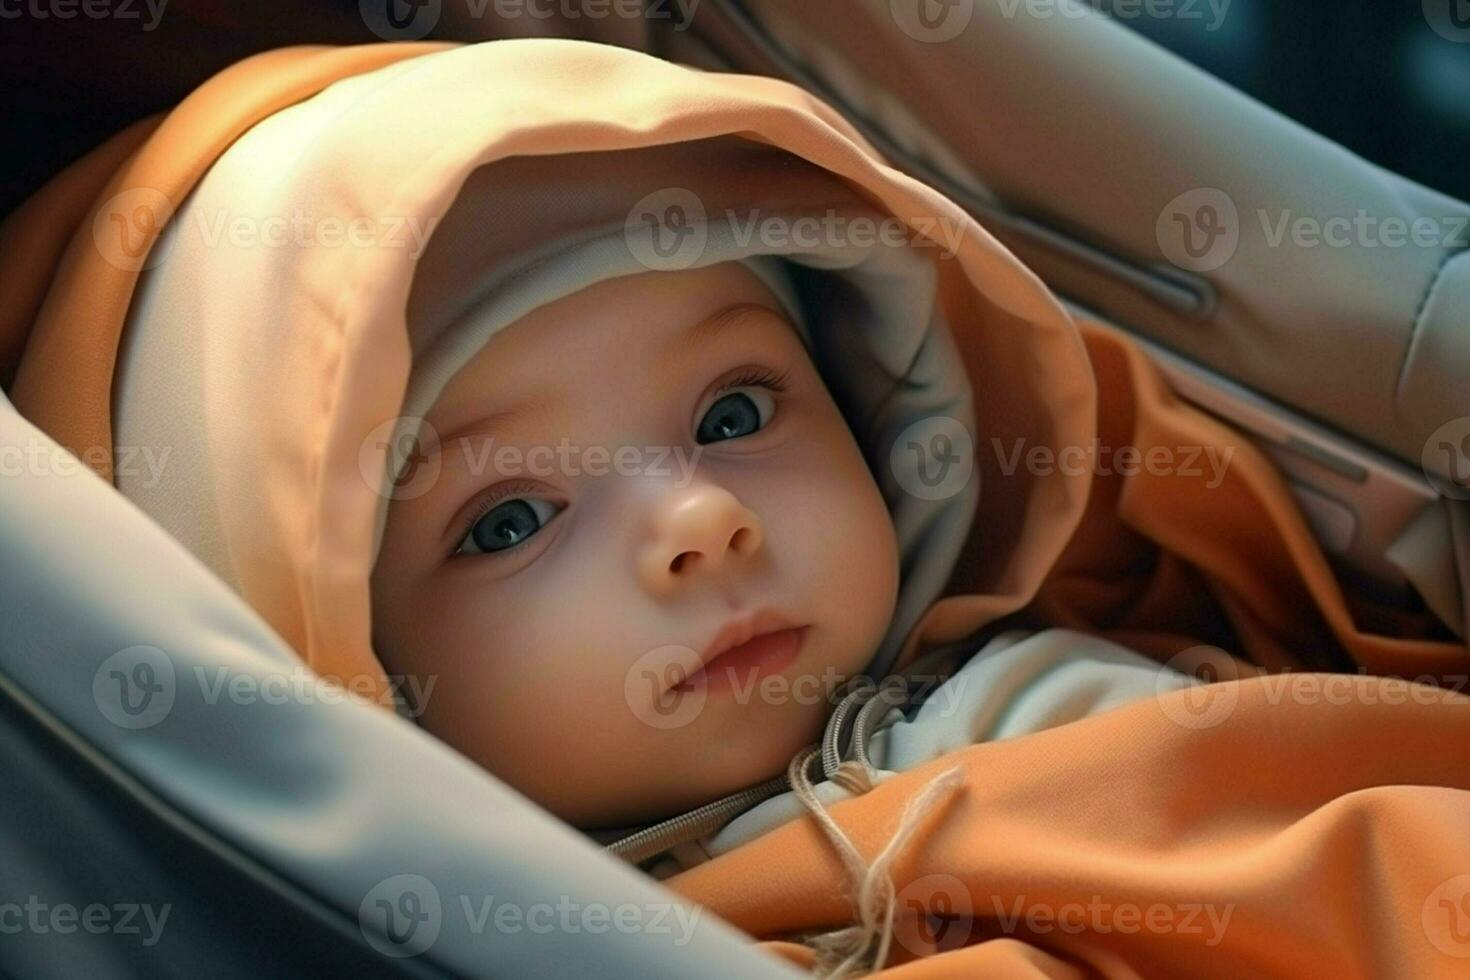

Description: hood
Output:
[0,39,1097,705]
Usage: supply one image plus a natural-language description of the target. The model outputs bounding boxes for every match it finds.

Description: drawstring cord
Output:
[605,675,903,864]
[788,746,963,977]
[606,644,974,972]
[604,773,792,865]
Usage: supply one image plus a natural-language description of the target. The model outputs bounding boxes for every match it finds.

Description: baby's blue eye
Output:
[697,389,775,444]
[459,497,559,556]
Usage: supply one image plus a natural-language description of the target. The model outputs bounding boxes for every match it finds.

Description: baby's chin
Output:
[595,647,878,827]
[560,694,832,831]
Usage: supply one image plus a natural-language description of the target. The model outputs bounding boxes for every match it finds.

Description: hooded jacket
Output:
[3,39,1469,978]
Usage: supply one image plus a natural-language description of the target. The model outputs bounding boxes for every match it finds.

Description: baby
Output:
[368,255,1192,862]
[103,39,1192,882]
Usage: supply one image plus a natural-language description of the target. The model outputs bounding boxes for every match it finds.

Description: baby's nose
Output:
[637,484,764,596]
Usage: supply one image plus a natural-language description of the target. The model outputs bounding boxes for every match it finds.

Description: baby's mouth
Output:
[675,613,810,694]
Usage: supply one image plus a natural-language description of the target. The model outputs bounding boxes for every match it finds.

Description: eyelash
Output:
[448,365,792,559]
[714,365,791,398]
[452,478,549,558]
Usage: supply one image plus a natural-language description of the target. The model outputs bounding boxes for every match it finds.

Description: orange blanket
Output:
[671,320,1470,977]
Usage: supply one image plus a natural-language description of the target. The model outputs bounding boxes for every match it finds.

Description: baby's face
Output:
[371,262,899,827]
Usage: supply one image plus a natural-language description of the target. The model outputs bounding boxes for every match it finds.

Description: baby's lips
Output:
[678,625,809,695]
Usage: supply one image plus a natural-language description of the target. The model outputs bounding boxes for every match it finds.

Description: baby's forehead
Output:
[493,262,793,351]
[426,264,803,435]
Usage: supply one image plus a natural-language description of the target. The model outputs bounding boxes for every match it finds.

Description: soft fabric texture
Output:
[653,628,1200,876]
[3,38,1470,977]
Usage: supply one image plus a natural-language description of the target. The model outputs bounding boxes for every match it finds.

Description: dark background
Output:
[1,1,1467,220]
[1106,1,1470,203]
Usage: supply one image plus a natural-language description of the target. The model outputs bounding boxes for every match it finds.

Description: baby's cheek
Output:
[457,625,639,746]
[471,676,686,824]
[804,444,901,661]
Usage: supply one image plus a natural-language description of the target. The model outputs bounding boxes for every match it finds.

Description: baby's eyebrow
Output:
[428,393,556,461]
[653,302,786,377]
[425,302,784,462]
